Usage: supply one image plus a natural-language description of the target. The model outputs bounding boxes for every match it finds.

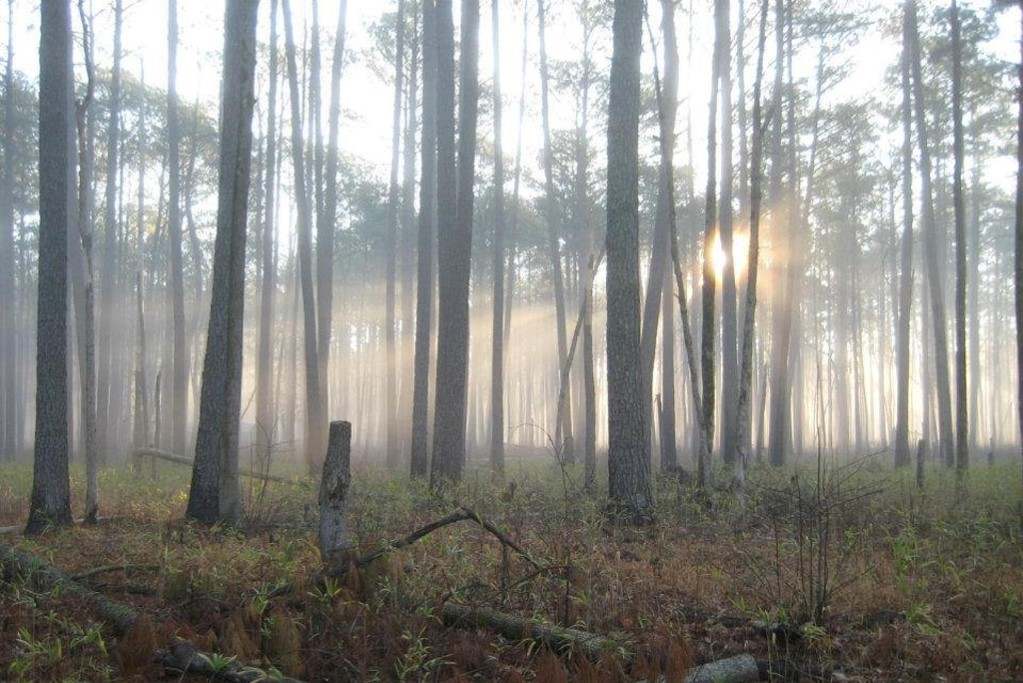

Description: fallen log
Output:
[0,540,137,635]
[635,653,761,683]
[0,540,306,682]
[131,448,303,485]
[440,603,616,661]
[154,640,304,683]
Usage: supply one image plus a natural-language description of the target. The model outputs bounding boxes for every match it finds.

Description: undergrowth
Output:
[0,455,1020,681]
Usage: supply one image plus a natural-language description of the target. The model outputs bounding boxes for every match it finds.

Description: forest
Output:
[1,0,1022,680]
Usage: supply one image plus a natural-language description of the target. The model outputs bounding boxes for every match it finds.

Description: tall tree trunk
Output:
[1015,0,1023,523]
[74,0,98,522]
[95,0,121,460]
[503,4,529,354]
[257,0,279,460]
[700,0,724,480]
[187,0,259,525]
[317,0,347,427]
[399,8,419,465]
[431,0,478,486]
[718,0,739,467]
[0,0,17,461]
[537,0,574,462]
[951,0,968,477]
[167,0,188,456]
[410,0,437,479]
[282,0,324,474]
[895,12,914,468]
[907,0,955,469]
[133,64,149,451]
[386,0,406,469]
[734,0,769,489]
[606,0,651,522]
[26,0,74,536]
[490,0,506,474]
[640,0,678,468]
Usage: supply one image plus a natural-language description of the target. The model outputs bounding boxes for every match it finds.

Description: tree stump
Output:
[319,421,352,572]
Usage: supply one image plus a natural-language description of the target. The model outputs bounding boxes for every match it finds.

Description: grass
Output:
[0,454,1022,681]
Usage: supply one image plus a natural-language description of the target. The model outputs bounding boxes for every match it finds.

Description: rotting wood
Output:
[131,448,304,485]
[0,540,306,682]
[440,602,617,661]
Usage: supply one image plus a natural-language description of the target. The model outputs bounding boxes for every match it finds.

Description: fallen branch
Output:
[132,448,303,485]
[440,602,617,661]
[356,505,541,572]
[269,506,542,599]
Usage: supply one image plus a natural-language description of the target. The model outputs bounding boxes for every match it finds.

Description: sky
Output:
[2,0,1018,191]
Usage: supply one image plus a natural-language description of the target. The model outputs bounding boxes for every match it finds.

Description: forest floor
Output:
[0,452,1021,682]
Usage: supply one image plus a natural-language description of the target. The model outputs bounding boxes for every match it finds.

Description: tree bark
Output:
[606,0,652,521]
[431,0,478,486]
[319,421,352,573]
[26,0,74,536]
[186,0,259,525]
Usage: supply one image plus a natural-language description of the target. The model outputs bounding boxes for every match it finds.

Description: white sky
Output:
[3,0,1017,191]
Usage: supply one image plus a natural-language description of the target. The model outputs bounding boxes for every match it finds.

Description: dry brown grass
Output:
[0,459,1021,681]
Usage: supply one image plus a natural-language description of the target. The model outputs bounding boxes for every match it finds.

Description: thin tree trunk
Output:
[74,0,98,522]
[386,0,405,469]
[537,0,574,463]
[734,0,769,490]
[907,0,955,469]
[640,0,678,469]
[895,10,914,468]
[718,0,739,467]
[257,0,279,459]
[951,0,968,477]
[282,0,324,474]
[700,0,723,480]
[167,0,188,456]
[317,0,348,430]
[490,0,506,474]
[410,0,437,479]
[95,0,120,460]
